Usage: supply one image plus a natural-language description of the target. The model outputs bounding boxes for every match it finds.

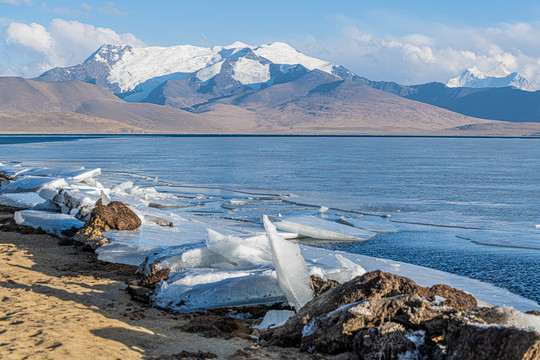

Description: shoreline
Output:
[0,207,256,359]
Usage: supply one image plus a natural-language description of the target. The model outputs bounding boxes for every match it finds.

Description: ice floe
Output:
[272,215,377,241]
[457,231,540,250]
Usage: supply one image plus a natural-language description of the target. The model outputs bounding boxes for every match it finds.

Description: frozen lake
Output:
[1,135,539,304]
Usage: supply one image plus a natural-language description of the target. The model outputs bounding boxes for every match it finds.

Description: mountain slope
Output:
[0,77,225,133]
[187,71,540,135]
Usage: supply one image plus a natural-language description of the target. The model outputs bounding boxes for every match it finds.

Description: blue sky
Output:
[3,0,540,86]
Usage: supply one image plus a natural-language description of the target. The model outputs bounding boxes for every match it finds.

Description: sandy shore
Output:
[0,227,253,359]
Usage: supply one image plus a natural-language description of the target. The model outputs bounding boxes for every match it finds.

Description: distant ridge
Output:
[447,64,535,91]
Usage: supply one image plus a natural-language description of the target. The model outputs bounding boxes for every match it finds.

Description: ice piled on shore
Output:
[0,176,68,194]
[0,192,45,209]
[14,210,84,238]
[2,161,539,313]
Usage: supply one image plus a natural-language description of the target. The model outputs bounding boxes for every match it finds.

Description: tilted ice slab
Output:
[457,230,540,250]
[272,215,377,241]
[300,246,540,312]
[0,192,45,209]
[14,210,84,238]
[264,215,314,310]
[339,215,398,233]
[153,267,286,312]
[0,176,68,194]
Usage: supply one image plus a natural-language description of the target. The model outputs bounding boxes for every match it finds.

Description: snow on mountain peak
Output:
[42,41,347,93]
[253,42,334,73]
[484,63,511,78]
[447,64,535,91]
[223,41,253,49]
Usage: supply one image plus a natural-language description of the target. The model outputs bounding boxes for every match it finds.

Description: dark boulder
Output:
[76,199,141,249]
[268,270,476,347]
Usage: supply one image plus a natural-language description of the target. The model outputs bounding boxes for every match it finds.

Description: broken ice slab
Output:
[457,231,540,251]
[21,166,101,180]
[254,310,295,330]
[264,215,314,311]
[153,267,286,312]
[272,215,377,241]
[154,246,232,273]
[0,176,68,194]
[338,215,398,233]
[14,210,83,238]
[0,192,45,209]
[206,230,272,267]
[104,224,208,248]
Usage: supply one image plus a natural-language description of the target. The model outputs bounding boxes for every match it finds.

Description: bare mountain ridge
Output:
[0,77,226,133]
[3,75,540,135]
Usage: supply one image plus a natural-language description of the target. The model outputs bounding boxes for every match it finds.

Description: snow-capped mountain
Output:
[446,64,535,91]
[37,41,355,101]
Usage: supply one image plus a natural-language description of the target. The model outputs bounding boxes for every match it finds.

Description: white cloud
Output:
[297,21,540,88]
[6,22,52,53]
[3,19,145,76]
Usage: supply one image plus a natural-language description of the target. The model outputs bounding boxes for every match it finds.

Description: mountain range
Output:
[1,42,540,135]
[446,64,535,91]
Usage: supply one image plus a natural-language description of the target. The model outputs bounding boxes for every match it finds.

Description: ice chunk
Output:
[329,254,367,283]
[157,247,232,272]
[153,268,285,311]
[263,215,314,310]
[254,310,295,330]
[458,231,540,250]
[101,190,111,206]
[14,210,84,238]
[206,229,272,266]
[273,215,376,241]
[339,215,398,233]
[0,192,45,208]
[0,176,68,194]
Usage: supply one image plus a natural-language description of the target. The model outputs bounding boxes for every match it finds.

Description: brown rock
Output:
[423,284,477,312]
[268,270,474,347]
[139,268,170,288]
[526,310,540,316]
[76,199,141,248]
[311,276,341,297]
[446,325,540,360]
[299,294,439,354]
[353,323,419,360]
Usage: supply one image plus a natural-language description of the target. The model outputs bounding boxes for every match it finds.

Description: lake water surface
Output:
[1,135,539,303]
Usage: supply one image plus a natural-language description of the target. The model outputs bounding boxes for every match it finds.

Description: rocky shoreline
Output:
[1,200,540,359]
